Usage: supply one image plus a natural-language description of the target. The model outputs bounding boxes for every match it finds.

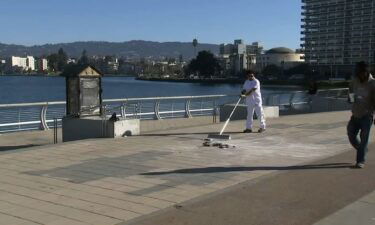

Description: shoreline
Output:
[136,77,244,84]
[0,74,349,89]
[136,77,349,89]
[136,77,310,86]
[0,74,136,77]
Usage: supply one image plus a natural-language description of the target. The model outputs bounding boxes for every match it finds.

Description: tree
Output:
[46,48,68,72]
[262,64,282,77]
[0,61,5,74]
[57,48,68,71]
[285,63,312,76]
[192,39,198,57]
[78,49,89,65]
[93,57,107,73]
[167,57,176,64]
[104,55,114,63]
[187,50,221,77]
[47,53,59,72]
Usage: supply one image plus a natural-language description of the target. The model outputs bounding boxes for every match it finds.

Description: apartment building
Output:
[11,56,36,71]
[301,0,375,76]
[11,56,28,69]
[36,58,48,71]
[219,40,263,76]
[27,56,35,71]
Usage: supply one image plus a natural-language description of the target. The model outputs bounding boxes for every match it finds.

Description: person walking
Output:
[241,70,266,133]
[347,61,375,168]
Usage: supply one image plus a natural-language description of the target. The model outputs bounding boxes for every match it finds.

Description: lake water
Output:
[0,76,302,104]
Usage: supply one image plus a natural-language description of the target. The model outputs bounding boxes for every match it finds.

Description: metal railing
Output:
[263,88,350,114]
[0,88,350,133]
[0,95,235,133]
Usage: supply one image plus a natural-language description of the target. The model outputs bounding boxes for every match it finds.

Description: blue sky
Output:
[0,0,301,50]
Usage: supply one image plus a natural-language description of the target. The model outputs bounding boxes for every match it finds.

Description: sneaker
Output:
[258,128,266,133]
[243,129,252,133]
[355,163,365,168]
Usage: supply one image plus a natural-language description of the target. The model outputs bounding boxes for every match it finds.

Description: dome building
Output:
[256,47,304,71]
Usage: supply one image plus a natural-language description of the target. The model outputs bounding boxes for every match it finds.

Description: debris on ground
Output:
[202,138,236,149]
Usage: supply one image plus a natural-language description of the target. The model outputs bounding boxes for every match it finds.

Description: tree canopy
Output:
[187,50,221,77]
[47,48,68,72]
[284,63,312,76]
[262,64,281,76]
[78,49,89,65]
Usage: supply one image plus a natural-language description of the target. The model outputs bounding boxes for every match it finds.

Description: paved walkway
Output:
[0,111,373,225]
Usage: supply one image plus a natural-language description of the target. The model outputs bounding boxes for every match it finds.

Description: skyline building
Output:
[26,56,35,71]
[301,0,375,76]
[256,47,304,72]
[10,56,47,72]
[219,40,264,76]
[11,56,28,70]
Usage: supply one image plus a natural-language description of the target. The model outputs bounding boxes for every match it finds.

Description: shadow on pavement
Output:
[0,144,39,152]
[141,163,353,175]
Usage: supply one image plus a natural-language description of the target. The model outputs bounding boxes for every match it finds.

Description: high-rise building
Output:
[219,44,234,56]
[246,42,264,55]
[301,0,375,76]
[219,40,269,75]
[233,39,247,55]
[11,56,28,69]
[11,56,36,71]
[36,58,48,72]
[26,56,35,71]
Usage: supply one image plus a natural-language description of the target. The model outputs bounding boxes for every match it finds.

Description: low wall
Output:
[280,96,351,115]
[140,116,216,133]
[62,117,140,142]
[61,116,217,140]
[220,104,279,122]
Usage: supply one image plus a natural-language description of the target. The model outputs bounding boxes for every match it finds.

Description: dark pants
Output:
[347,114,373,163]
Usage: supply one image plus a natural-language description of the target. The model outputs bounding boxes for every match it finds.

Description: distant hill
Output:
[0,40,219,60]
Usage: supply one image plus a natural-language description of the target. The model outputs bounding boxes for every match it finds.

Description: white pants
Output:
[246,102,266,129]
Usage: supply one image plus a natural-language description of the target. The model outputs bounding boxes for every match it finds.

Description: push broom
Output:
[207,96,242,140]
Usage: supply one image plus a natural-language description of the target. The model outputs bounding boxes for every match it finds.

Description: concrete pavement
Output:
[0,111,373,225]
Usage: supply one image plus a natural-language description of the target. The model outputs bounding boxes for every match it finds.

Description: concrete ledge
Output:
[62,117,140,142]
[140,116,215,133]
[220,104,279,122]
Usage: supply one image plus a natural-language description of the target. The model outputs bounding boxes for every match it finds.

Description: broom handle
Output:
[219,97,242,135]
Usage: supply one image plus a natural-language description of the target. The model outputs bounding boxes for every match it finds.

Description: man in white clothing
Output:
[241,70,266,133]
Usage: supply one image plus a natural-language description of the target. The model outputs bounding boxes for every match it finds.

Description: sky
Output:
[0,0,302,50]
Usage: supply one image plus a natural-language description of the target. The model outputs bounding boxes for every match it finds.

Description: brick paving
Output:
[0,111,373,225]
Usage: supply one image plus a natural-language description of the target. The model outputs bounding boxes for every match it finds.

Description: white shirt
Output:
[243,78,262,104]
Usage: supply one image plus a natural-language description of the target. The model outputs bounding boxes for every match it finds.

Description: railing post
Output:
[273,95,279,106]
[18,108,21,130]
[120,103,126,119]
[53,118,58,144]
[132,103,136,119]
[101,105,107,137]
[171,101,174,118]
[265,95,271,106]
[40,104,49,130]
[212,99,217,123]
[288,93,295,112]
[139,102,142,120]
[154,100,161,120]
[185,99,192,118]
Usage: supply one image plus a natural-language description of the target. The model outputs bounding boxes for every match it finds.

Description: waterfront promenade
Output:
[0,111,374,225]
